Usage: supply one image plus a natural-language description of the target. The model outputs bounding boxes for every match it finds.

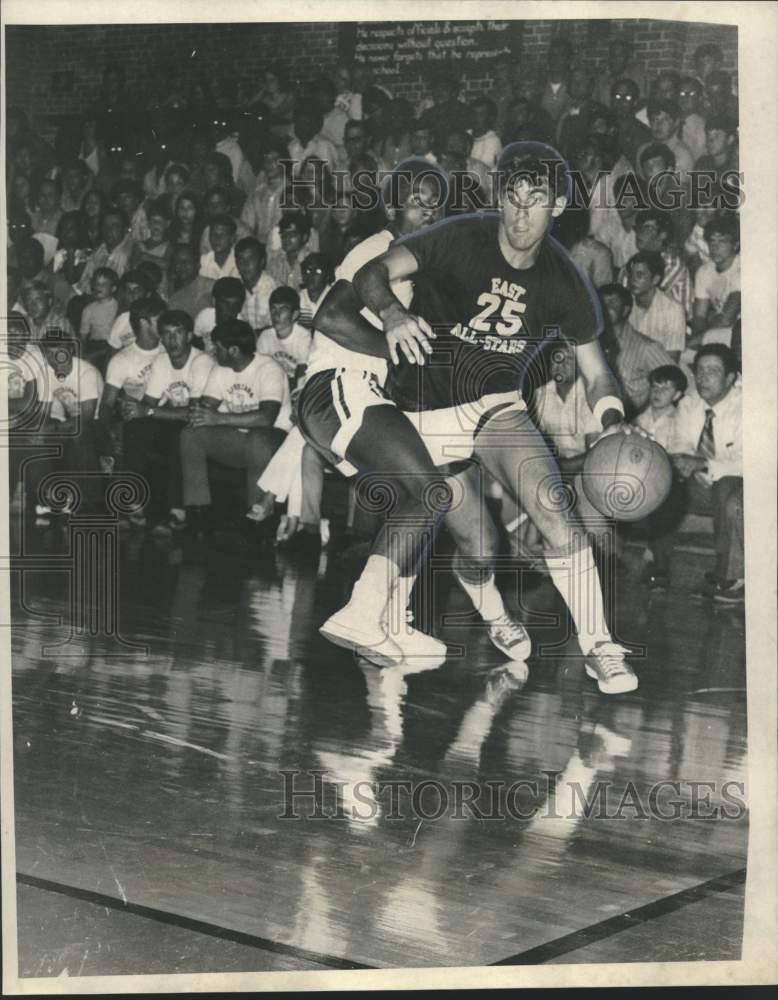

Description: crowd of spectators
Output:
[4,35,743,600]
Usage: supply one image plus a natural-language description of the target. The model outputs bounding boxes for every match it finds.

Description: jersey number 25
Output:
[469,292,526,337]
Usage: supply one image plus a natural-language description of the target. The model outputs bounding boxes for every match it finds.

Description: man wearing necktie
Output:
[642,344,744,602]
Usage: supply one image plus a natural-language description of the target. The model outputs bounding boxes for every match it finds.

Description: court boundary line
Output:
[16,871,377,972]
[490,866,746,965]
[17,866,746,974]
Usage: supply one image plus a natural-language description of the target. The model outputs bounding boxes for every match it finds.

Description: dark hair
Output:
[279,209,312,239]
[598,283,633,312]
[639,142,675,170]
[234,236,267,260]
[380,156,449,212]
[209,213,237,234]
[213,277,246,302]
[17,236,45,269]
[93,266,119,285]
[635,208,675,243]
[101,205,130,229]
[344,118,366,137]
[111,179,144,203]
[119,269,154,292]
[204,186,231,206]
[679,75,702,93]
[649,364,688,394]
[703,213,740,246]
[611,77,640,99]
[129,295,167,333]
[55,211,88,244]
[164,162,191,185]
[36,174,61,198]
[626,251,665,280]
[293,103,324,134]
[136,260,164,288]
[146,196,171,222]
[269,285,301,311]
[496,141,570,201]
[212,318,256,355]
[693,343,738,376]
[170,241,199,263]
[205,151,234,185]
[471,95,497,122]
[261,135,292,158]
[301,252,335,283]
[705,114,738,136]
[158,309,194,334]
[647,99,681,121]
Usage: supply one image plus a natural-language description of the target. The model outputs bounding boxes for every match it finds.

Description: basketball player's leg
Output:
[474,407,637,693]
[298,371,451,664]
[443,462,532,659]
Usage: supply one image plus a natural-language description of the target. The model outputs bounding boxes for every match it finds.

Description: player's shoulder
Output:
[336,229,393,280]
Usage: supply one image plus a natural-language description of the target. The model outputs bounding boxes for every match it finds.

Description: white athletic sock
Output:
[455,572,506,623]
[544,539,612,655]
[383,574,416,634]
[349,555,401,625]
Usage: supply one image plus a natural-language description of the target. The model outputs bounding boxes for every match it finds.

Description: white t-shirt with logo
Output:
[2,343,47,401]
[145,347,215,408]
[694,255,741,315]
[202,353,291,430]
[38,356,104,421]
[105,342,166,401]
[306,229,413,382]
[256,323,312,382]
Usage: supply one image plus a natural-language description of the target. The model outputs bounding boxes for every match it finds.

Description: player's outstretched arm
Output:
[575,339,627,436]
[312,280,390,360]
[353,246,434,366]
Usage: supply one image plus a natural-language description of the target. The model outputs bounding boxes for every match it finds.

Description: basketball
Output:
[581,432,673,522]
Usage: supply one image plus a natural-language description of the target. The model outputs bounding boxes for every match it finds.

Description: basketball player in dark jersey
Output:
[298,158,533,670]
[303,144,639,694]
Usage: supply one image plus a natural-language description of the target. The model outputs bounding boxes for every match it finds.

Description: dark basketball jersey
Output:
[387,212,602,411]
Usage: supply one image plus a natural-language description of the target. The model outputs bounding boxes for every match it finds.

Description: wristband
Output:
[593,395,625,426]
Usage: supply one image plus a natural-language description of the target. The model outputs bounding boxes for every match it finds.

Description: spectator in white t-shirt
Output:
[106,269,156,352]
[23,332,108,519]
[690,213,740,351]
[256,286,312,389]
[5,329,48,504]
[99,296,167,510]
[626,251,687,361]
[194,277,246,355]
[179,318,290,533]
[122,310,215,534]
[199,215,240,281]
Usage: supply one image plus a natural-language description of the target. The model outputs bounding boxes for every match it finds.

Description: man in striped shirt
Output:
[618,210,692,320]
[599,283,673,416]
[626,251,687,360]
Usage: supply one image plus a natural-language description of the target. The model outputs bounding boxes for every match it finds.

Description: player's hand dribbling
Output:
[382,305,435,366]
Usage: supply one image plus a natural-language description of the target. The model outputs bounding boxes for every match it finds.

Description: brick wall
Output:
[5,17,737,134]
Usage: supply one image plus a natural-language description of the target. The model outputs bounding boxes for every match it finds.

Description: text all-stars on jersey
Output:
[391,212,603,411]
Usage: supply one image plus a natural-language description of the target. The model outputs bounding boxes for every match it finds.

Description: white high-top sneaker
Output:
[320,599,405,669]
